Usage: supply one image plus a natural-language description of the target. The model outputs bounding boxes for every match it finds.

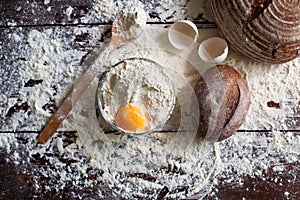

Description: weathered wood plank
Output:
[1,145,299,199]
[0,0,213,27]
[0,1,300,199]
[0,0,93,26]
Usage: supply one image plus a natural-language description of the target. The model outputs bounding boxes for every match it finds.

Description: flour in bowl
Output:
[99,58,175,133]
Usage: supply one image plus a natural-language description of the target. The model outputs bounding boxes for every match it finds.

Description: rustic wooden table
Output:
[0,0,299,199]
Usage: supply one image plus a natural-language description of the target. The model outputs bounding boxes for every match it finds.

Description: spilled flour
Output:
[1,25,299,199]
[93,0,189,23]
[0,2,300,200]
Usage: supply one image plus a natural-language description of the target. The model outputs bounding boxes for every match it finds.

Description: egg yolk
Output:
[115,104,148,132]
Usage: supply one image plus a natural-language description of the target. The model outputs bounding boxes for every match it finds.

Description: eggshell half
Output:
[168,20,198,50]
[198,37,228,63]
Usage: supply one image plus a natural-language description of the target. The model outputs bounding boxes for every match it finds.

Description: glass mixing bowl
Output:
[97,57,176,136]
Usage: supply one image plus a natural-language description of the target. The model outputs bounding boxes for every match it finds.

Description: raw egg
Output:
[115,104,148,132]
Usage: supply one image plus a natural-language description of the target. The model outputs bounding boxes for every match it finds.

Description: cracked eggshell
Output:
[198,37,228,63]
[168,20,198,50]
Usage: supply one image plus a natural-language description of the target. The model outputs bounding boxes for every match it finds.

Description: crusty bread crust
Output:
[195,65,250,142]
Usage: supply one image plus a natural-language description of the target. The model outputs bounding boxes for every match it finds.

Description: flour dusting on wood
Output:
[0,1,299,199]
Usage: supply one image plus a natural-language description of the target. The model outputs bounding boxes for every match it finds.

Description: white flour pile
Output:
[115,7,147,39]
[0,1,300,199]
[99,58,175,132]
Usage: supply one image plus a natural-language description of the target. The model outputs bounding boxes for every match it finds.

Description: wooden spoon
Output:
[38,13,144,144]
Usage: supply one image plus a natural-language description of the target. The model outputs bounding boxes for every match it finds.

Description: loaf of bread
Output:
[195,65,250,142]
[211,0,300,64]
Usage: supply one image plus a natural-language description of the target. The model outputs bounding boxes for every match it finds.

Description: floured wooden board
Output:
[0,0,299,199]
